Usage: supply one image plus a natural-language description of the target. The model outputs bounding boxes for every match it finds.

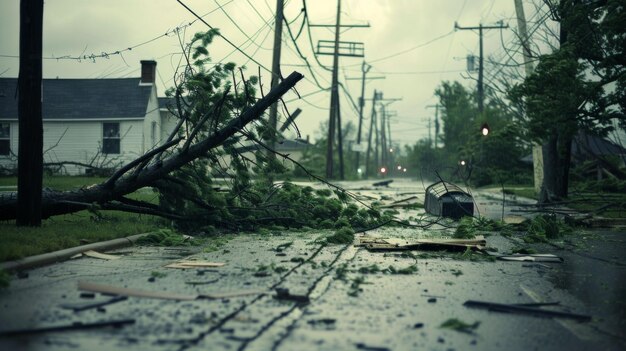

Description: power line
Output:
[353,30,455,65]
[302,0,332,72]
[176,0,272,73]
[0,1,235,63]
[373,69,466,75]
[214,0,272,51]
[283,6,330,90]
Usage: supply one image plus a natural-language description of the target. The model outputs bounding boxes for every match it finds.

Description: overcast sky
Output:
[0,0,545,148]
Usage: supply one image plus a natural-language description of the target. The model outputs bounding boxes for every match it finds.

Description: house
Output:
[521,131,626,180]
[0,60,178,175]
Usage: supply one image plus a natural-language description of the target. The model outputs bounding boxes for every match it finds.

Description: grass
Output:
[0,176,107,190]
[0,210,164,262]
[0,176,170,262]
[501,186,537,200]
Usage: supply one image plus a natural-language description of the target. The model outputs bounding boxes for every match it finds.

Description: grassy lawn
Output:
[0,176,167,262]
[0,175,107,190]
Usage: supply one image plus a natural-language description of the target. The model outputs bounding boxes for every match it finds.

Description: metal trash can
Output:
[424,181,474,220]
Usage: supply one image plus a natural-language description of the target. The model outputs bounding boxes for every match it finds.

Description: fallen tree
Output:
[0,71,303,221]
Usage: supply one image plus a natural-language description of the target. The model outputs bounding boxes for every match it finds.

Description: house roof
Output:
[521,132,626,163]
[572,133,626,157]
[0,78,153,120]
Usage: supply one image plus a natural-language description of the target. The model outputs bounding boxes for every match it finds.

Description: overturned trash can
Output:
[424,181,474,220]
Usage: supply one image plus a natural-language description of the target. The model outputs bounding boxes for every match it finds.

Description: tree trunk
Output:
[555,132,572,198]
[0,72,304,221]
[539,135,557,203]
[16,0,44,226]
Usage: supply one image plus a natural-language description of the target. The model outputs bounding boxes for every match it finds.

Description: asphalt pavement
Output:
[1,178,624,351]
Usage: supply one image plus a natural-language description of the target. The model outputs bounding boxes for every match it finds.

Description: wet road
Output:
[1,179,624,350]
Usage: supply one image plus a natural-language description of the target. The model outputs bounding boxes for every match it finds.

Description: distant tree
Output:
[416,81,530,186]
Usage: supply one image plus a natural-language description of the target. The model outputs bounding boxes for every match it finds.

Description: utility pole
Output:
[514,0,542,194]
[428,117,433,149]
[455,22,508,113]
[324,0,341,179]
[267,0,284,160]
[380,102,387,169]
[17,0,44,227]
[364,90,378,178]
[345,61,385,172]
[316,0,366,179]
[426,104,441,148]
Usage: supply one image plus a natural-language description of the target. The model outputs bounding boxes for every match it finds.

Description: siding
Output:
[0,120,145,175]
[45,120,144,175]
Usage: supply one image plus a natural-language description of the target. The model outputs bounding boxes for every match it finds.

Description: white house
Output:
[0,60,178,175]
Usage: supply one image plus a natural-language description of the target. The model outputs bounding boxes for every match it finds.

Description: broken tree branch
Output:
[0,71,304,220]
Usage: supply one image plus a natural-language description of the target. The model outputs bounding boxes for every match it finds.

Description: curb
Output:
[0,233,150,272]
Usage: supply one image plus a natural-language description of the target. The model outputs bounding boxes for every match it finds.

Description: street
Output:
[1,179,625,351]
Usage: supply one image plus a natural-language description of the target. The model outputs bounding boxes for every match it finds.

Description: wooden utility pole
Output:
[268,0,284,159]
[455,22,508,113]
[364,90,378,178]
[355,61,370,171]
[316,0,367,179]
[426,104,441,148]
[514,0,542,193]
[346,61,384,172]
[17,0,44,226]
[380,100,387,168]
[325,0,341,179]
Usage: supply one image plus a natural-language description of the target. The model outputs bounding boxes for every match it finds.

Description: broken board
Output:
[78,281,265,301]
[356,235,486,251]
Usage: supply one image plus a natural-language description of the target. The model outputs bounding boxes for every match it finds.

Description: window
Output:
[102,122,120,154]
[0,123,9,156]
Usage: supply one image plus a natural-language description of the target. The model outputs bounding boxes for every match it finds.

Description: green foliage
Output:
[454,217,478,239]
[383,265,418,275]
[136,229,192,246]
[358,264,380,274]
[0,270,10,289]
[440,318,480,333]
[150,271,167,279]
[453,247,496,262]
[522,215,572,243]
[326,227,355,245]
[454,216,509,239]
[158,33,387,234]
[348,276,366,297]
[401,80,531,187]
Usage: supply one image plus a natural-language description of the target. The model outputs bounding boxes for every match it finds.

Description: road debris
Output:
[439,318,480,334]
[78,281,265,301]
[380,196,420,208]
[357,235,486,251]
[497,254,563,262]
[82,250,122,260]
[60,296,127,312]
[0,319,135,337]
[164,261,225,269]
[274,287,310,304]
[463,300,591,321]
[355,342,391,351]
[424,181,474,219]
[372,180,393,187]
